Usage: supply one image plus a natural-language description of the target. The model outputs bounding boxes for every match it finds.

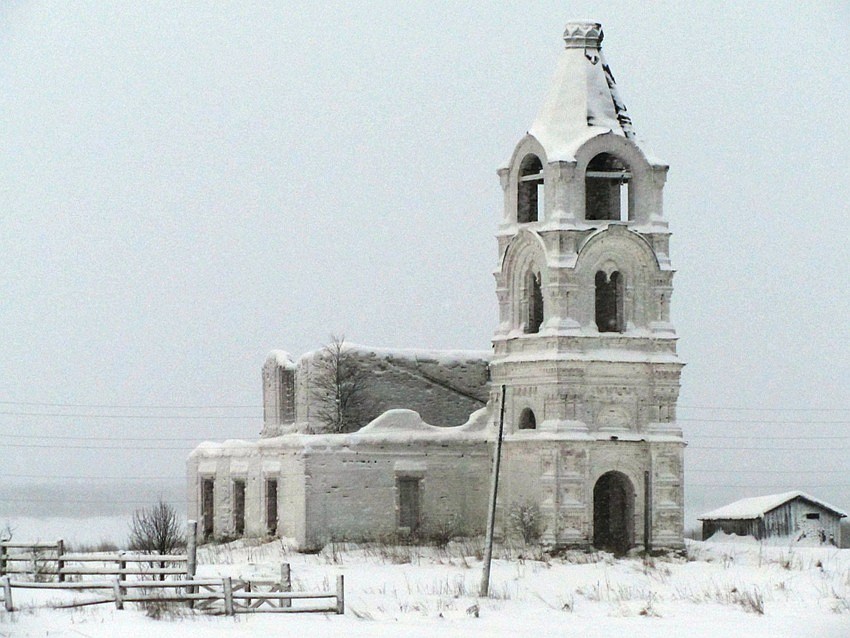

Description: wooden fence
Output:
[0,541,191,582]
[0,571,344,616]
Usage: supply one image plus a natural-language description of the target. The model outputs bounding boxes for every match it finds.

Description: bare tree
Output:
[128,499,185,555]
[310,335,377,433]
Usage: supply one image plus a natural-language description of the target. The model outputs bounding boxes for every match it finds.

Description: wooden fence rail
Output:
[0,540,193,583]
[0,571,344,616]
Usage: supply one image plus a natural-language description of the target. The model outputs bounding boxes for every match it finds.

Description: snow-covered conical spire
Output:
[528,21,634,162]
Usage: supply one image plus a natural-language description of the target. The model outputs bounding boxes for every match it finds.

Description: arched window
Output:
[518,408,537,430]
[595,270,624,332]
[518,154,543,223]
[586,153,631,221]
[525,270,544,334]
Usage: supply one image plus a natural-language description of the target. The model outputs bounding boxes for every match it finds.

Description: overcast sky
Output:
[1,2,849,527]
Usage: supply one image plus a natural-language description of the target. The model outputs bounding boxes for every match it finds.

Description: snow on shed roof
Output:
[699,491,847,521]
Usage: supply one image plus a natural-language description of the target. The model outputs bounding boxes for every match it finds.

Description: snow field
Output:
[3,537,850,637]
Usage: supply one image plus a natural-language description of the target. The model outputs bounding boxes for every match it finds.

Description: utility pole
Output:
[480,385,506,597]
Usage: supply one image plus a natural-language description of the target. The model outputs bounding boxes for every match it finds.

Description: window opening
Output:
[518,155,543,223]
[595,270,624,332]
[586,153,631,221]
[266,478,279,536]
[397,477,420,531]
[233,480,246,536]
[201,478,215,540]
[525,271,544,333]
[805,513,821,520]
[518,408,537,430]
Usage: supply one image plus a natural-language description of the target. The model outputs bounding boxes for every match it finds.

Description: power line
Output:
[0,411,258,419]
[678,418,850,424]
[1,434,234,442]
[685,434,850,440]
[2,443,201,450]
[679,405,850,412]
[5,398,850,412]
[0,474,183,480]
[1,440,848,451]
[0,497,182,505]
[687,446,850,451]
[4,431,850,443]
[4,411,850,425]
[3,485,850,503]
[685,484,850,488]
[0,400,260,409]
[688,468,847,474]
[2,468,845,481]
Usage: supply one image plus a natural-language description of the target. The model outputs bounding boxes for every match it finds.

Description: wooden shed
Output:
[699,491,846,545]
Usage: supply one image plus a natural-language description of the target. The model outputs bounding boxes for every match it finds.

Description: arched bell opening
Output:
[592,471,635,554]
[517,154,544,223]
[586,153,631,221]
[595,270,624,333]
[525,270,544,334]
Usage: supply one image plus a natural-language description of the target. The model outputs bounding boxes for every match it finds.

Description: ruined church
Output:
[188,21,685,553]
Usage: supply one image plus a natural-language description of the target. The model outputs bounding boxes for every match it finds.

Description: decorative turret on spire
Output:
[528,21,636,163]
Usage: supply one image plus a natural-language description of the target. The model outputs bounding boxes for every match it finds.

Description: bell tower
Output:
[491,21,684,551]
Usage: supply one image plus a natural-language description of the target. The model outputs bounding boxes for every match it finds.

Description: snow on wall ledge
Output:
[191,407,491,458]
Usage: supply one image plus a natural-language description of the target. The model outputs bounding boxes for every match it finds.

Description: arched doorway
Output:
[593,471,634,554]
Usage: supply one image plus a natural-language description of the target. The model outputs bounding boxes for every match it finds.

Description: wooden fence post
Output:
[0,544,6,577]
[187,520,197,579]
[112,577,124,610]
[118,552,127,584]
[186,520,197,609]
[223,577,234,616]
[336,575,344,615]
[56,539,65,583]
[280,562,291,608]
[2,576,12,612]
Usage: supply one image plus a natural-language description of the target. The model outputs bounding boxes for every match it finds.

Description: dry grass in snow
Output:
[3,537,850,637]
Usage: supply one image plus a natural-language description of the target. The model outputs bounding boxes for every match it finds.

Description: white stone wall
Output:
[497,437,683,550]
[188,421,491,551]
[301,441,489,549]
[187,445,307,542]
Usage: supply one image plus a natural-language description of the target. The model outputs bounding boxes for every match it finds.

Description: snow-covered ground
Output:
[3,530,850,637]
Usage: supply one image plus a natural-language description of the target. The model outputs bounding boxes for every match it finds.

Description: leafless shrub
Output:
[139,593,189,620]
[30,548,52,583]
[128,499,185,555]
[423,514,465,549]
[508,501,544,545]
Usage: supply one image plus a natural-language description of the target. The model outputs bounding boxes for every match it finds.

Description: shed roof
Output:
[699,491,847,521]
